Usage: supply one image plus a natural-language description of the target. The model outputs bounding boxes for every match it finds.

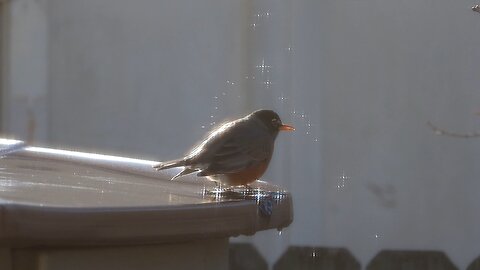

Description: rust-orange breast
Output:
[223,160,270,186]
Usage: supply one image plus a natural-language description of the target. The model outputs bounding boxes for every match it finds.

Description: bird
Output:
[153,109,294,187]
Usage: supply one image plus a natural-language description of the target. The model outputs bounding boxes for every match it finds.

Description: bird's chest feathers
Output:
[211,157,271,186]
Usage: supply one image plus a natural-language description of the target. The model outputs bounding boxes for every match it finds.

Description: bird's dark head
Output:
[249,109,295,135]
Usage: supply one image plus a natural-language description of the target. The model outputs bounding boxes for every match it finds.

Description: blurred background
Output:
[2,0,480,268]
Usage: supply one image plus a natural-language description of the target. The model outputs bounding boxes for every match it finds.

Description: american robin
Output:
[153,109,294,187]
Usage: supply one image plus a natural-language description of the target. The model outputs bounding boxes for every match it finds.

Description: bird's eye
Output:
[271,118,279,126]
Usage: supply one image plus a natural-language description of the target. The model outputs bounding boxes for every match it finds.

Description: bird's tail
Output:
[153,158,186,171]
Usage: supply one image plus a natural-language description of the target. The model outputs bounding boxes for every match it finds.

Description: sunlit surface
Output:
[0,144,293,250]
[0,138,24,145]
[0,147,292,211]
[25,146,157,166]
[0,139,26,156]
[0,155,202,207]
[202,184,288,201]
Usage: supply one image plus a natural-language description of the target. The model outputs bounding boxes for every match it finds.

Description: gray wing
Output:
[196,122,274,176]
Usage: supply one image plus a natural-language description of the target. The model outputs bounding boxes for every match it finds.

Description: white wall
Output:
[262,1,480,268]
[45,0,252,158]
[3,0,480,268]
[2,0,49,142]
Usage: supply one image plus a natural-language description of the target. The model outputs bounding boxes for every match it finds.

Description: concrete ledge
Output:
[0,139,293,270]
[0,140,293,248]
[11,238,227,270]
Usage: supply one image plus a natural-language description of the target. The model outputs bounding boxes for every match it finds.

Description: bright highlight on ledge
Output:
[24,146,157,166]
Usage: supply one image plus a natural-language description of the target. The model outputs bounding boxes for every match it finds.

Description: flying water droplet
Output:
[336,171,350,190]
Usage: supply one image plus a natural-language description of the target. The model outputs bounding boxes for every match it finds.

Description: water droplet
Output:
[336,171,350,190]
[213,96,218,99]
[210,115,214,118]
[201,125,205,129]
[277,229,283,236]
[222,92,226,96]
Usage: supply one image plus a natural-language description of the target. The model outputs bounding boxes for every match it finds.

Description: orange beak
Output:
[279,124,295,131]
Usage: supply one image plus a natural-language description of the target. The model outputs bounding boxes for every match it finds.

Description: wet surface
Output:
[0,154,210,207]
[0,154,289,208]
[0,140,293,247]
[0,144,287,207]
